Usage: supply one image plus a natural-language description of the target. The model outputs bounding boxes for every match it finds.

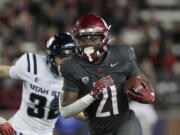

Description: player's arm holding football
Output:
[123,46,155,104]
[124,75,155,104]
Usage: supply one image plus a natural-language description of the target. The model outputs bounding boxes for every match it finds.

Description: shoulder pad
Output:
[60,56,79,78]
[109,44,136,61]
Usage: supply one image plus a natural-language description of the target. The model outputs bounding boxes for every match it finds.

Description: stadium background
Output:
[0,0,180,135]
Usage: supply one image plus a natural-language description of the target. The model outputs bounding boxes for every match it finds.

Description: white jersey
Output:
[8,53,63,135]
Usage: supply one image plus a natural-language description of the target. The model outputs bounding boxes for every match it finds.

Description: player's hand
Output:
[126,88,155,104]
[90,76,114,99]
[124,77,155,104]
[0,122,14,135]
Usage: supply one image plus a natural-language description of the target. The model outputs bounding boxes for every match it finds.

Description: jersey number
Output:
[96,85,119,117]
[27,93,59,119]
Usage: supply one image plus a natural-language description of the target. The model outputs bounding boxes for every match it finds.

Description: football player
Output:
[0,32,84,135]
[59,14,155,135]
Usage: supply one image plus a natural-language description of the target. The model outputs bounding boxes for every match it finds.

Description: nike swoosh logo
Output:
[110,62,119,67]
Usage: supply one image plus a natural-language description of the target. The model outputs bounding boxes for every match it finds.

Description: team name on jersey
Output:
[30,83,60,97]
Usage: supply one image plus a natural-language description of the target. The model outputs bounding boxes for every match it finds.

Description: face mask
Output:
[84,47,100,62]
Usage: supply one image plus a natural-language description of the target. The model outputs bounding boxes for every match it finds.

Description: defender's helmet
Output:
[72,14,110,62]
[46,32,75,76]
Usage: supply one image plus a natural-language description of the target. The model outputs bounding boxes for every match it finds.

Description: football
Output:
[123,77,147,92]
[123,76,155,104]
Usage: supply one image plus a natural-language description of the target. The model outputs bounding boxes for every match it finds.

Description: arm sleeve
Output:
[59,93,95,119]
[126,60,139,78]
[9,53,27,79]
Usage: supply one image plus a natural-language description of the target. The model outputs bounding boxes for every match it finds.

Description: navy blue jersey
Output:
[61,44,139,135]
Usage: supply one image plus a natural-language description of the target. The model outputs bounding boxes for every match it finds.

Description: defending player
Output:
[0,32,80,135]
[59,14,155,135]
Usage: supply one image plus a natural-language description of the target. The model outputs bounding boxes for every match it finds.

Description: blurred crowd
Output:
[0,0,180,134]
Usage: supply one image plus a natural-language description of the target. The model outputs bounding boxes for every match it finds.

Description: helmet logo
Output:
[65,50,70,54]
[80,28,94,33]
[47,36,55,48]
[64,43,74,47]
[79,27,104,34]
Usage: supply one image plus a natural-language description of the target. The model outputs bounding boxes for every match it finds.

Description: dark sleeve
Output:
[126,60,139,78]
[60,61,79,93]
[62,77,79,93]
[126,46,139,78]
